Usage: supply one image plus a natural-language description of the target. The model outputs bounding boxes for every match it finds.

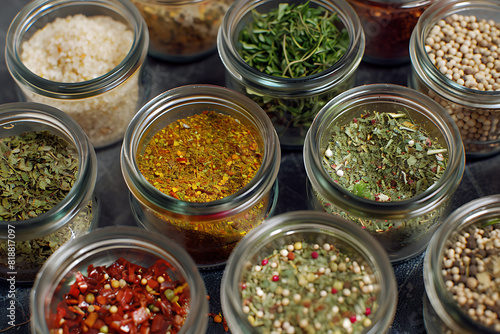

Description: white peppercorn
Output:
[416,13,500,154]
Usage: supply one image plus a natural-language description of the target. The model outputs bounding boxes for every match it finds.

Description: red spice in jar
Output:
[347,0,434,65]
[51,258,190,334]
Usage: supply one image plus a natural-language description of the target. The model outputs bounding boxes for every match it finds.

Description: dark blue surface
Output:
[1,1,500,333]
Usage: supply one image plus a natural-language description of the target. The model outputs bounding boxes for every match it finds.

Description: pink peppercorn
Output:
[241,283,247,289]
[331,288,338,294]
[272,275,279,282]
[365,307,371,316]
[261,259,268,266]
[311,251,318,259]
[350,315,357,323]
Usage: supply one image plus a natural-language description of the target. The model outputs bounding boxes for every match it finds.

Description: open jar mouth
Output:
[30,226,208,334]
[304,83,465,220]
[221,210,398,334]
[0,102,97,240]
[410,0,500,109]
[121,84,281,217]
[424,195,500,333]
[218,0,365,95]
[5,0,149,99]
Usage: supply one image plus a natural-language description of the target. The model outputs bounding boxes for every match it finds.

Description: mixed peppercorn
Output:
[240,241,378,333]
[442,220,500,331]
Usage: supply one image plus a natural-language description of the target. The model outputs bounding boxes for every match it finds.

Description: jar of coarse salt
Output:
[5,0,149,149]
[409,0,500,158]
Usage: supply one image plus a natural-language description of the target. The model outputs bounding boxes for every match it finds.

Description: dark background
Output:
[1,0,500,333]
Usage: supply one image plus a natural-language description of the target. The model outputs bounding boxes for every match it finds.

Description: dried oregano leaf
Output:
[0,131,78,221]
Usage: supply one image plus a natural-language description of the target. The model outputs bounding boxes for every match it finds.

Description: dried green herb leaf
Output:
[0,131,78,221]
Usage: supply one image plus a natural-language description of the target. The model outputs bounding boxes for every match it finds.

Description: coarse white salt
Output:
[19,14,141,148]
[21,14,133,82]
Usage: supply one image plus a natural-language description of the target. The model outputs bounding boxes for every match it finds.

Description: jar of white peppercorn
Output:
[409,0,500,158]
[5,0,149,149]
[0,102,98,283]
[424,194,500,333]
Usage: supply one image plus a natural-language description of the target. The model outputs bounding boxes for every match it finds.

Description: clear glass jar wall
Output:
[30,226,208,334]
[347,0,434,65]
[217,0,365,148]
[130,0,233,62]
[409,0,500,158]
[0,102,98,283]
[423,195,500,333]
[304,84,465,263]
[5,0,149,149]
[121,85,280,269]
[221,211,398,333]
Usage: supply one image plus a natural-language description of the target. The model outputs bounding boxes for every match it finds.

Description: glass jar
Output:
[347,0,434,65]
[121,84,280,269]
[221,210,398,333]
[409,0,500,158]
[30,226,208,334]
[304,84,465,263]
[423,194,500,333]
[217,0,365,148]
[0,102,98,283]
[130,0,232,62]
[5,0,149,149]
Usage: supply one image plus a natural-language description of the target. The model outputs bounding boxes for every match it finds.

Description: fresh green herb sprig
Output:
[238,2,349,78]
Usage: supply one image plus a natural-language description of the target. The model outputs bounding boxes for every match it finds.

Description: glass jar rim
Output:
[221,210,398,333]
[423,194,500,333]
[409,0,500,109]
[30,226,208,334]
[0,102,97,240]
[5,0,149,100]
[304,83,465,220]
[131,0,207,4]
[217,0,365,97]
[121,84,281,217]
[353,0,434,7]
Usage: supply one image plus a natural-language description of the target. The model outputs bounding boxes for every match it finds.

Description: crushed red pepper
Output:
[138,111,263,202]
[51,258,190,334]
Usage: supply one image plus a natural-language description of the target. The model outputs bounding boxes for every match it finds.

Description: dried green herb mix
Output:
[0,131,78,221]
[322,111,448,202]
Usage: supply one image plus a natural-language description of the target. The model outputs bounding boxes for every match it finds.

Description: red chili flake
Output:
[272,275,279,282]
[365,307,371,316]
[350,315,357,323]
[353,118,358,123]
[261,259,268,266]
[371,119,376,124]
[311,251,318,259]
[287,252,295,260]
[52,258,189,334]
[331,287,338,294]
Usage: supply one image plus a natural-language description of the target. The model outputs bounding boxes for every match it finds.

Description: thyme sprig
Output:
[238,2,349,78]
